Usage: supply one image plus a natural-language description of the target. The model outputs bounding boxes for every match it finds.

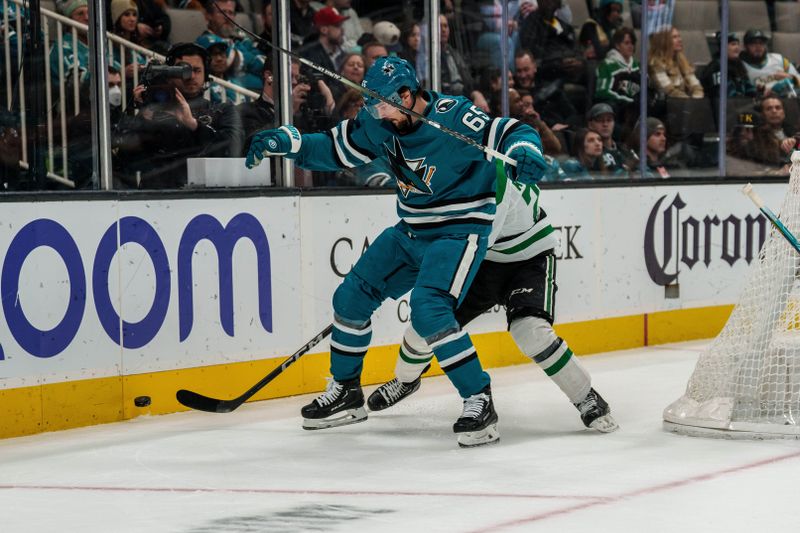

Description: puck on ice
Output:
[134,396,151,407]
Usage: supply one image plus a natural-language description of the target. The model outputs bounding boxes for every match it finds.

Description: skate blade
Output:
[302,407,368,430]
[457,423,500,448]
[589,414,619,433]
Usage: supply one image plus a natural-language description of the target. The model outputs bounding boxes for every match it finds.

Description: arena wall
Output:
[0,182,787,438]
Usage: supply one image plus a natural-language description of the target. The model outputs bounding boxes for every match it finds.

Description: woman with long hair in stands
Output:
[648,26,704,99]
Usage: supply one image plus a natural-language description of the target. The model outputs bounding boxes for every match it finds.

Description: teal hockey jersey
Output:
[292,91,544,238]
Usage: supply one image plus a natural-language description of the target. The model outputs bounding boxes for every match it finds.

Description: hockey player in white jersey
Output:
[246,56,548,447]
[368,174,619,434]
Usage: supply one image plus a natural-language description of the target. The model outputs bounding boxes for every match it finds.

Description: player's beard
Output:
[393,113,413,134]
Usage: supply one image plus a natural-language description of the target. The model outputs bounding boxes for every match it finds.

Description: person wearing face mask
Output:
[63,67,127,189]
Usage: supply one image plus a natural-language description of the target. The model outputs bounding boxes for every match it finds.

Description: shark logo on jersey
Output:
[384,137,436,197]
[435,98,457,113]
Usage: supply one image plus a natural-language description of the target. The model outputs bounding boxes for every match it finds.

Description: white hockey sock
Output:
[510,316,591,404]
[395,325,434,383]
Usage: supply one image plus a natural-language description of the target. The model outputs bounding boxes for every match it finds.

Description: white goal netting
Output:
[664,151,800,439]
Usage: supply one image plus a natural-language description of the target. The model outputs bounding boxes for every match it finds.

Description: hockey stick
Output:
[210,2,517,166]
[176,324,333,413]
[742,183,800,254]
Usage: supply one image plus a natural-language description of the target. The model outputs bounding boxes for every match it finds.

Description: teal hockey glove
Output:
[505,141,547,185]
[245,125,302,169]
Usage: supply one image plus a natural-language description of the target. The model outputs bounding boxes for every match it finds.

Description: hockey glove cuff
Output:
[245,125,302,169]
[505,141,547,185]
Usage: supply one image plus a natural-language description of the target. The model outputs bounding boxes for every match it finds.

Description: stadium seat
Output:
[666,97,717,136]
[165,8,207,44]
[672,1,719,32]
[679,30,712,68]
[728,1,771,33]
[783,98,800,131]
[563,0,590,29]
[771,32,800,67]
[775,2,800,33]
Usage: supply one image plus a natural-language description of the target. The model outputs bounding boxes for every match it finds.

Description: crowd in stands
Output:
[3,0,800,190]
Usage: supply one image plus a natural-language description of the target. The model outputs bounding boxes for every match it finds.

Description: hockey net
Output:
[664,151,800,439]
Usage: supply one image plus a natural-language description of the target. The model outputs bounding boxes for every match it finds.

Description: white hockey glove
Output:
[505,141,547,185]
[245,125,302,169]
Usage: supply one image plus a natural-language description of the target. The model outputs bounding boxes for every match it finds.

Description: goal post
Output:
[664,151,800,439]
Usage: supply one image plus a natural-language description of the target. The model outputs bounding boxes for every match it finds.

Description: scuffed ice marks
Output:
[184,503,393,532]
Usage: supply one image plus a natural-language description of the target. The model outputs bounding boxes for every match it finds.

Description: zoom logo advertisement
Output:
[0,213,272,360]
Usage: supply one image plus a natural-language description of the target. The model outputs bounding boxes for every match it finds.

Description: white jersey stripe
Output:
[333,317,372,336]
[330,339,370,353]
[398,197,496,214]
[429,329,468,351]
[404,211,495,225]
[330,126,356,168]
[449,234,479,298]
[485,118,503,161]
[339,120,372,165]
[439,347,477,369]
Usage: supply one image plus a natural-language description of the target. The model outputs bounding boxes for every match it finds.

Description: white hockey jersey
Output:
[743,53,800,96]
[485,177,559,263]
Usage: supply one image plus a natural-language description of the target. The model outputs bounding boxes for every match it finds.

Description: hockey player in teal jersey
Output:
[368,176,619,434]
[246,56,548,447]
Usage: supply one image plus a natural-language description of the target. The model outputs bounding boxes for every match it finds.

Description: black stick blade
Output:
[176,389,238,413]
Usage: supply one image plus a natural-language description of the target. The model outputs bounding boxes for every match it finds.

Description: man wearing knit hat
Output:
[56,0,88,24]
[628,117,670,178]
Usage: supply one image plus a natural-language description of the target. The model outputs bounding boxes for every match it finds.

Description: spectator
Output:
[586,102,632,172]
[726,110,760,174]
[196,33,241,102]
[334,87,363,121]
[518,0,589,102]
[239,56,311,145]
[398,21,421,69]
[474,2,516,71]
[311,0,364,51]
[115,43,244,188]
[562,128,608,179]
[362,41,388,69]
[439,14,474,98]
[290,0,317,49]
[300,7,348,74]
[328,51,364,103]
[746,96,796,168]
[51,0,91,88]
[514,48,577,129]
[626,117,672,178]
[68,66,127,188]
[133,0,171,53]
[372,21,402,54]
[257,0,273,55]
[595,27,640,110]
[579,0,624,61]
[197,0,264,92]
[517,88,562,155]
[476,67,514,114]
[700,32,757,99]
[740,28,800,98]
[110,0,147,78]
[648,27,703,99]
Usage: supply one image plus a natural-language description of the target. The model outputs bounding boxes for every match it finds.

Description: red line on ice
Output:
[0,483,610,502]
[468,449,800,532]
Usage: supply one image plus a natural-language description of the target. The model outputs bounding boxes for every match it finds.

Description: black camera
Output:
[141,61,192,105]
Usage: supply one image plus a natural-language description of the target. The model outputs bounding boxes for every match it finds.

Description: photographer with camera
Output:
[114,42,243,189]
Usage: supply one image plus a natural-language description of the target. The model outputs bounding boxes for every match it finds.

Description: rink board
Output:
[0,182,787,438]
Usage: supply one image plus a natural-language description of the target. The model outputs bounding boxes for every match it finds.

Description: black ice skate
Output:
[453,385,500,448]
[574,388,619,433]
[367,376,422,411]
[301,377,367,430]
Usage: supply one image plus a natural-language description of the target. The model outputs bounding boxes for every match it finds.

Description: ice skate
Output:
[367,376,422,411]
[301,378,367,430]
[453,385,500,447]
[574,388,619,433]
